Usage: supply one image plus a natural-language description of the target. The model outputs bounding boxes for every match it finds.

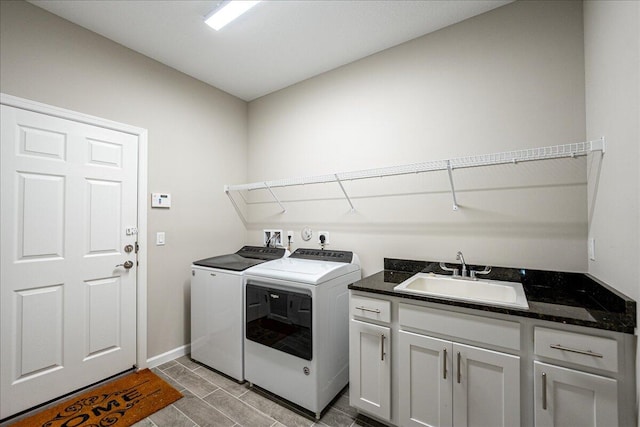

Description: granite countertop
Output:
[348,258,637,334]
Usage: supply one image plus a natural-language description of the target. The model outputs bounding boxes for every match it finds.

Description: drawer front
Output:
[351,294,391,323]
[399,303,520,351]
[534,327,618,373]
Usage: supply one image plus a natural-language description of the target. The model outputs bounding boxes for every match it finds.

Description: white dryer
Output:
[243,248,361,418]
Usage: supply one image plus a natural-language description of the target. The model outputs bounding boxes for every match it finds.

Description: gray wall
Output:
[584,0,640,408]
[0,0,248,358]
[246,0,587,276]
[584,0,639,314]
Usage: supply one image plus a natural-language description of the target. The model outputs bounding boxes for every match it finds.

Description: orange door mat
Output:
[10,369,182,427]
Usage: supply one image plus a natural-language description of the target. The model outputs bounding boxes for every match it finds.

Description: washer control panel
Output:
[289,248,353,263]
[237,246,286,260]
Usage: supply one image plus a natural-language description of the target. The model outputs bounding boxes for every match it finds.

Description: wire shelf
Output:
[225,138,605,212]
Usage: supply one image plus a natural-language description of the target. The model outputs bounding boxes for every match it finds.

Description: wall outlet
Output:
[588,238,596,261]
[287,230,294,243]
[264,229,283,247]
[318,231,330,246]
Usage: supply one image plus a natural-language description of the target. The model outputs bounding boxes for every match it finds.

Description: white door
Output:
[453,343,520,427]
[398,330,453,427]
[534,361,618,427]
[1,105,139,419]
[349,319,391,421]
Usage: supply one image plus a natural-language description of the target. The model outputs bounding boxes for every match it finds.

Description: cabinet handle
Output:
[550,344,604,358]
[381,334,386,361]
[456,352,461,384]
[542,372,547,410]
[443,348,447,379]
[355,306,381,314]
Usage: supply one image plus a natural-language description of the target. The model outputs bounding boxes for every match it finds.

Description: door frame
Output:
[1,93,148,370]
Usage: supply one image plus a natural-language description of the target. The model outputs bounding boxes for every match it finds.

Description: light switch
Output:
[156,232,165,246]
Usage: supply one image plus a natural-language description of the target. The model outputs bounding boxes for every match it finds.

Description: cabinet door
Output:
[398,330,453,427]
[453,343,520,427]
[534,361,618,427]
[349,319,391,420]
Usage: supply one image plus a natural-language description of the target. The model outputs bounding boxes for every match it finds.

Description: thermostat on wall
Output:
[151,193,171,208]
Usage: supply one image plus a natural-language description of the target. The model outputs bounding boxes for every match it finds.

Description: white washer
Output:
[244,248,361,418]
[190,246,286,381]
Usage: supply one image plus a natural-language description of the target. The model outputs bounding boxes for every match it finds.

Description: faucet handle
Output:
[470,266,492,279]
[439,262,460,276]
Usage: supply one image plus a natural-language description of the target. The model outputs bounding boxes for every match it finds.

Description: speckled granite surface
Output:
[348,258,636,334]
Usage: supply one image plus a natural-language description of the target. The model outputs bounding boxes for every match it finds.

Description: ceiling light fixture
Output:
[205,0,262,31]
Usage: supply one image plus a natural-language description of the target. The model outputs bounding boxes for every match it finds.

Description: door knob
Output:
[116,260,134,269]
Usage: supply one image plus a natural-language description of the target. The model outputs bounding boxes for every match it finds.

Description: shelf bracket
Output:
[446,160,459,211]
[265,182,286,213]
[591,136,605,154]
[224,185,248,226]
[335,174,355,211]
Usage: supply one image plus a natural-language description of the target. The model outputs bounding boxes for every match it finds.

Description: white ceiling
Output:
[29,0,512,101]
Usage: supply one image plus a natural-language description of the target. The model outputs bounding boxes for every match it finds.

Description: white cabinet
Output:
[453,342,520,427]
[348,291,635,426]
[399,330,520,427]
[533,326,619,427]
[350,319,391,420]
[398,331,452,427]
[349,293,392,422]
[534,361,618,427]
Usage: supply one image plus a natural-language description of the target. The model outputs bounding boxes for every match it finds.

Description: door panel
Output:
[534,361,618,427]
[1,105,139,419]
[15,285,64,378]
[18,173,65,259]
[18,125,66,160]
[87,138,123,167]
[349,319,391,420]
[398,330,453,427]
[85,277,122,358]
[453,342,520,427]
[86,179,121,254]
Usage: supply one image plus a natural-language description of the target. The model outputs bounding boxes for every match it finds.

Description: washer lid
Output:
[245,256,360,285]
[193,246,286,271]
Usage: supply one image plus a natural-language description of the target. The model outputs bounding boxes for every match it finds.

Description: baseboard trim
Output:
[146,344,190,368]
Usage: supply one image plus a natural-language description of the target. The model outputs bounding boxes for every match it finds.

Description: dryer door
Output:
[245,283,312,360]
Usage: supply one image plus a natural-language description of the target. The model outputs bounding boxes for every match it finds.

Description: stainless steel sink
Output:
[394,272,529,309]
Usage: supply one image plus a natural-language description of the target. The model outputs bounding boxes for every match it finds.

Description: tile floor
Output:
[133,355,387,427]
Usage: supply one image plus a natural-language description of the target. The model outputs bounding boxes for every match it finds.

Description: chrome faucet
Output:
[456,251,468,277]
[440,251,492,280]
